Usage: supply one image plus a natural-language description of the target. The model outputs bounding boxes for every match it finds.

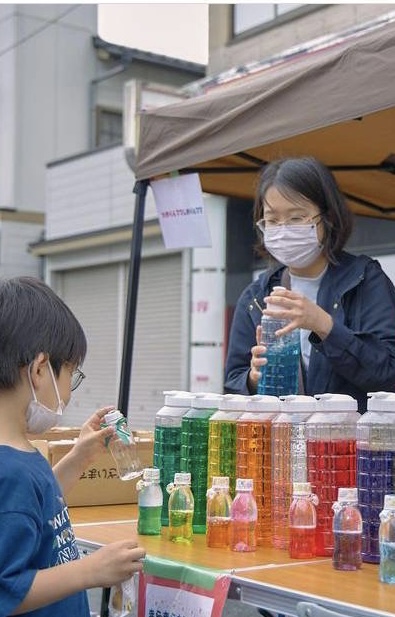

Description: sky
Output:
[98,3,209,65]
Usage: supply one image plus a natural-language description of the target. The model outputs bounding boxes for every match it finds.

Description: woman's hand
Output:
[263,288,333,340]
[248,324,267,392]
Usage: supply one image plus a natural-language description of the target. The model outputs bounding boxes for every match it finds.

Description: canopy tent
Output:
[119,16,395,414]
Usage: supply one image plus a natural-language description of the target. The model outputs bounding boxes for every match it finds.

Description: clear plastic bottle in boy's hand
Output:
[102,409,143,480]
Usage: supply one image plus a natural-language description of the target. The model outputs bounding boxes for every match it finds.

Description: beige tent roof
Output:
[134,17,395,220]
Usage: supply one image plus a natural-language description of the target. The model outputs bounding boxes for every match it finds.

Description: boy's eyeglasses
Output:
[71,367,85,391]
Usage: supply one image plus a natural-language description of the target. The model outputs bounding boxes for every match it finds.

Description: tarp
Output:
[134,16,395,219]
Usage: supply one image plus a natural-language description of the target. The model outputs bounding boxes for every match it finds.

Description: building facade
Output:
[2,4,207,429]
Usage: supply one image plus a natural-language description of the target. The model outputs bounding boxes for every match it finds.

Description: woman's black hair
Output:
[0,276,87,389]
[253,156,353,263]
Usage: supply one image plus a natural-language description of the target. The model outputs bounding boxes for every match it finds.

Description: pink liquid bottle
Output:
[236,394,280,546]
[332,487,362,570]
[306,393,359,556]
[357,391,395,563]
[230,478,258,552]
[272,394,316,549]
[289,482,318,559]
[207,394,247,498]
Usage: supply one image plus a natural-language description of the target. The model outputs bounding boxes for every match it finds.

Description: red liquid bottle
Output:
[306,394,359,556]
[289,482,318,559]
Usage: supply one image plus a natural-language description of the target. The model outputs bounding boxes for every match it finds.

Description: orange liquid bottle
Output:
[206,476,233,548]
[236,394,280,546]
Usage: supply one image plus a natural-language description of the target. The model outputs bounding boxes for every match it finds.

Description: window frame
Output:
[231,4,326,43]
[95,105,123,148]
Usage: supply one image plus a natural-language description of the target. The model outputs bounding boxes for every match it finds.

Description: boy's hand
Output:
[73,406,116,466]
[85,540,146,587]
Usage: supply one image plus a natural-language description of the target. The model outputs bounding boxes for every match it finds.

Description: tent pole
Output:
[117,179,148,417]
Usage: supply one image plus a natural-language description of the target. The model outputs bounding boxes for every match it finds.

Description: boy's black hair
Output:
[253,156,354,263]
[0,276,87,389]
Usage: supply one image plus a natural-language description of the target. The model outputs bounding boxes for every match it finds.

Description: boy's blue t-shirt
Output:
[0,446,90,617]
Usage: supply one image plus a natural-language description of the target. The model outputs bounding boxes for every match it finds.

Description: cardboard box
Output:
[48,431,154,507]
[27,426,82,442]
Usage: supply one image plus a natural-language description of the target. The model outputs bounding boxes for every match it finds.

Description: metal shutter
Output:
[126,253,183,430]
[58,263,120,426]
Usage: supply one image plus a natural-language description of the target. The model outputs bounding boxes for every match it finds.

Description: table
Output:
[70,505,395,617]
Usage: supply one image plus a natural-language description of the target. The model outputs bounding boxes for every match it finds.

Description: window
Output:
[96,107,123,147]
[232,4,316,37]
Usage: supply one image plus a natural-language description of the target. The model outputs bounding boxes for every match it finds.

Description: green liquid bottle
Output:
[153,391,194,526]
[136,467,163,535]
[180,393,222,533]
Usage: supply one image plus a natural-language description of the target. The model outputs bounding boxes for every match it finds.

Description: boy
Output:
[0,276,145,616]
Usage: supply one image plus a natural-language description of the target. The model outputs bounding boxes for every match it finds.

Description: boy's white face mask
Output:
[264,223,323,268]
[26,362,65,434]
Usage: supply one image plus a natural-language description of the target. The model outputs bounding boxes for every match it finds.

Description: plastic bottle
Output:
[357,391,395,563]
[167,472,194,544]
[306,393,359,556]
[289,482,318,559]
[180,393,223,533]
[332,487,362,571]
[257,286,300,397]
[272,394,316,549]
[136,468,163,535]
[153,390,194,526]
[230,478,258,552]
[379,494,395,584]
[206,476,233,548]
[236,394,280,545]
[102,410,143,480]
[207,394,247,497]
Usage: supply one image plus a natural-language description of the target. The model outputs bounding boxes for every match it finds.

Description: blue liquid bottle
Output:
[180,393,223,533]
[257,286,300,397]
[357,391,395,563]
[379,494,395,584]
[153,390,194,526]
[207,394,247,497]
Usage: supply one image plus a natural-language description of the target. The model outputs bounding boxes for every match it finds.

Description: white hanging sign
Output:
[151,173,212,249]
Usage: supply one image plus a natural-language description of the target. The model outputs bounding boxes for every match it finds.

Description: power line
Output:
[0,4,81,60]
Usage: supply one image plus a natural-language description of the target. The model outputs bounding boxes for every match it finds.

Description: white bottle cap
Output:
[367,391,395,412]
[104,409,123,424]
[265,286,286,313]
[314,393,358,412]
[191,393,223,409]
[293,482,311,496]
[383,494,395,510]
[174,472,191,485]
[163,390,194,407]
[218,394,249,412]
[142,467,160,482]
[280,395,317,412]
[211,476,230,490]
[245,394,281,413]
[235,478,254,492]
[337,487,358,503]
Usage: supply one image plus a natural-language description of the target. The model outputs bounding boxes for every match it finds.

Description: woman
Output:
[224,156,395,412]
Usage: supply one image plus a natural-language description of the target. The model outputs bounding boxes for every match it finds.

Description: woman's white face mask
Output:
[26,362,65,434]
[264,223,323,268]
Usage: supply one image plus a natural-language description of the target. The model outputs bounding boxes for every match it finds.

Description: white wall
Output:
[46,146,158,240]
